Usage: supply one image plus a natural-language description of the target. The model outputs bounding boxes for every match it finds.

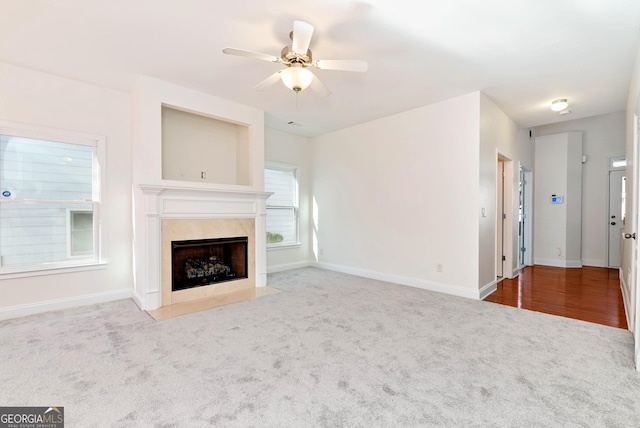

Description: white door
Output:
[632,112,640,368]
[609,170,625,267]
[497,160,504,278]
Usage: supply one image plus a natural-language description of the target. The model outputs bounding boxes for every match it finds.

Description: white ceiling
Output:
[1,0,639,137]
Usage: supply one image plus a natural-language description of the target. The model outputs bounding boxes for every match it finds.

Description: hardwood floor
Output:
[484,265,628,329]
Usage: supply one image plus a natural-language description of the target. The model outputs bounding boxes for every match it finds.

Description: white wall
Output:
[264,128,314,271]
[311,92,481,298]
[534,132,583,267]
[537,112,626,267]
[0,62,133,317]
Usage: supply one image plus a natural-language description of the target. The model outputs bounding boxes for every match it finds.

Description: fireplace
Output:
[171,237,248,291]
[134,185,270,310]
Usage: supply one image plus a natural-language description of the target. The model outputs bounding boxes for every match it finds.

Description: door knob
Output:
[625,232,636,240]
[611,222,616,225]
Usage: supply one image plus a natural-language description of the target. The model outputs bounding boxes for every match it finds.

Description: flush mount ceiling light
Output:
[550,99,569,112]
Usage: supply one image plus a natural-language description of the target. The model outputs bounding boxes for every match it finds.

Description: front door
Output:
[609,170,625,267]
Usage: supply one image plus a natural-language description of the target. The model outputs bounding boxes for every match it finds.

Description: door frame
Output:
[496,152,515,279]
[632,108,640,368]
[497,159,505,278]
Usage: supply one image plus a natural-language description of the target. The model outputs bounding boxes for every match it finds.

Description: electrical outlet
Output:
[436,263,443,273]
[556,247,561,256]
[319,248,324,256]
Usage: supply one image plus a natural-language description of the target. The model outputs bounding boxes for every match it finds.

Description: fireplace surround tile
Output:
[162,218,255,306]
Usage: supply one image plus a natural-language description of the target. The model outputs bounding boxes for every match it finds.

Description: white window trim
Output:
[265,161,300,248]
[0,119,107,278]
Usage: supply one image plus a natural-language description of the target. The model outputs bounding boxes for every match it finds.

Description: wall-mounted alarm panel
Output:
[551,195,564,204]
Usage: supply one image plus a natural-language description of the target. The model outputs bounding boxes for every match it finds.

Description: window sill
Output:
[267,243,302,251]
[0,260,108,280]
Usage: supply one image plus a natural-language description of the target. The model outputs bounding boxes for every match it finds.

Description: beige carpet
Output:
[1,267,639,426]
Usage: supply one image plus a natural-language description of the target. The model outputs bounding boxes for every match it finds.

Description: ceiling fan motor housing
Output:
[281,45,312,66]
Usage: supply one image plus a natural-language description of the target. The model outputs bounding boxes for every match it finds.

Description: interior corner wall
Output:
[310,92,481,298]
[537,111,626,267]
[0,62,134,314]
[264,128,314,271]
[479,93,522,288]
[534,132,583,267]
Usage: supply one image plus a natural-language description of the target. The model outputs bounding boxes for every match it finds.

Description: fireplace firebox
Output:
[171,236,248,291]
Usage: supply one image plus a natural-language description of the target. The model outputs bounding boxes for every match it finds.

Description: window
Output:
[265,164,299,247]
[69,210,94,257]
[0,121,104,275]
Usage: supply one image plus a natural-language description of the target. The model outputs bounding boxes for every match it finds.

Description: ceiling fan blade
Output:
[309,74,331,97]
[222,48,281,63]
[253,71,283,91]
[291,21,314,55]
[313,59,368,72]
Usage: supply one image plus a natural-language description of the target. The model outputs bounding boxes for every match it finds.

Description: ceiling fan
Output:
[222,20,368,97]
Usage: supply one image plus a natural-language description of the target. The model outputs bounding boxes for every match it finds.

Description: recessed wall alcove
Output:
[161,106,251,186]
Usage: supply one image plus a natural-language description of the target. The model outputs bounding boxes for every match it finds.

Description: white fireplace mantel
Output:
[132,184,272,310]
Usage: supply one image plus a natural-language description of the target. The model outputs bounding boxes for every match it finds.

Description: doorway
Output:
[496,154,514,280]
[518,166,533,268]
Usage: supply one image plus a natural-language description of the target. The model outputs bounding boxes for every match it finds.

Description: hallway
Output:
[484,265,628,329]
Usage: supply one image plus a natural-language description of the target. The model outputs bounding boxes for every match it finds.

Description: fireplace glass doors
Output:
[171,236,248,291]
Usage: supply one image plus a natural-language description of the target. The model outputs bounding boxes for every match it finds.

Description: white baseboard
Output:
[267,260,313,274]
[0,289,133,321]
[312,261,482,300]
[534,258,582,268]
[620,269,633,333]
[479,280,497,300]
[131,290,144,310]
[511,267,521,278]
[582,259,607,267]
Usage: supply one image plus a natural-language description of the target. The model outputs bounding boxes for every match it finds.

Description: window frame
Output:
[264,162,300,249]
[0,120,107,278]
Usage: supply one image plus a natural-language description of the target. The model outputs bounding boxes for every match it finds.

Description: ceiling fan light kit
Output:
[222,20,368,96]
[281,66,314,92]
